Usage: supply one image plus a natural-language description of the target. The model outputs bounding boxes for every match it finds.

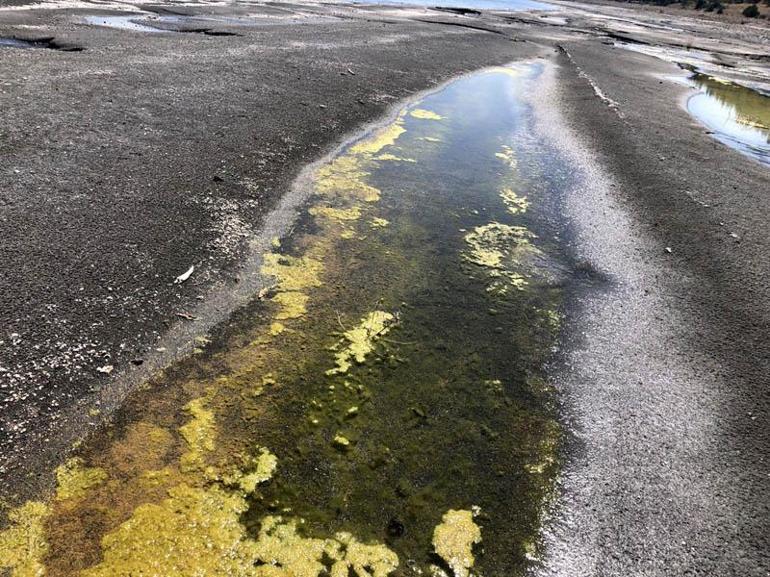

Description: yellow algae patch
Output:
[80,484,256,577]
[252,516,336,577]
[463,223,536,292]
[349,117,406,156]
[270,322,286,336]
[179,397,216,473]
[55,457,107,501]
[224,447,278,495]
[374,154,416,162]
[410,108,443,121]
[330,532,399,577]
[262,254,323,293]
[333,434,351,450]
[500,188,529,215]
[369,217,390,228]
[253,517,398,577]
[315,157,381,203]
[432,509,482,577]
[326,311,395,375]
[0,500,49,577]
[272,291,309,320]
[309,205,362,222]
[495,145,516,168]
[261,253,324,320]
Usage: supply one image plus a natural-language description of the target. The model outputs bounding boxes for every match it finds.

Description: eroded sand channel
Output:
[0,62,580,577]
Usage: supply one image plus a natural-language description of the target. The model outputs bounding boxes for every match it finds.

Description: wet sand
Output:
[0,0,769,575]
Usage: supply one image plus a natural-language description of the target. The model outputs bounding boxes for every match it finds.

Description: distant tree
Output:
[743,3,760,15]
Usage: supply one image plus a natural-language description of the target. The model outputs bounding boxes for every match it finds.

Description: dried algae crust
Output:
[432,509,482,577]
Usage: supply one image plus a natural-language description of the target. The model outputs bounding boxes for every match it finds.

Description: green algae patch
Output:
[0,501,49,577]
[55,458,107,502]
[432,510,482,577]
[326,311,395,375]
[500,188,529,215]
[180,397,216,474]
[410,108,443,121]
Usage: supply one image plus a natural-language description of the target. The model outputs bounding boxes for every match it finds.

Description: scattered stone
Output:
[174,265,195,284]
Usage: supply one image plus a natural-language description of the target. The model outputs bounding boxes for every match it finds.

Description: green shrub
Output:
[743,3,760,16]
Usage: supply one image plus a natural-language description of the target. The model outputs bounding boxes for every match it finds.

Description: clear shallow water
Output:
[354,0,554,11]
[687,74,770,167]
[0,63,579,577]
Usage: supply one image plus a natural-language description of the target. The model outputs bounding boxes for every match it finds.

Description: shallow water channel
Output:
[0,62,579,577]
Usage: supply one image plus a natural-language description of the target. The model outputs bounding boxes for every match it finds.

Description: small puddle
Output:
[82,13,291,34]
[355,0,555,10]
[0,62,579,577]
[687,73,770,166]
[83,15,170,33]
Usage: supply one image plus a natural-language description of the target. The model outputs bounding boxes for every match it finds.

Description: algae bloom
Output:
[0,500,49,577]
[410,108,444,121]
[326,311,395,375]
[55,457,107,501]
[432,509,482,577]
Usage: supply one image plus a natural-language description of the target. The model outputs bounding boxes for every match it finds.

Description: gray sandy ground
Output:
[0,0,769,574]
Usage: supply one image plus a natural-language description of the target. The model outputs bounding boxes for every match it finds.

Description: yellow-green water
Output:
[0,62,576,577]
